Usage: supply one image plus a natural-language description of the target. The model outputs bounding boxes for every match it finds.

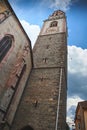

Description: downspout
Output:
[55,67,63,130]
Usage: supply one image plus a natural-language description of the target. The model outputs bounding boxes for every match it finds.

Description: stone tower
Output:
[11,10,67,130]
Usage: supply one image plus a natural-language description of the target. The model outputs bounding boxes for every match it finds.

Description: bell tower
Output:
[40,10,66,35]
[11,10,67,130]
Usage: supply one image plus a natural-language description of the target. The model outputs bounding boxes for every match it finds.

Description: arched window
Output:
[0,35,12,62]
[20,125,34,130]
[50,21,58,27]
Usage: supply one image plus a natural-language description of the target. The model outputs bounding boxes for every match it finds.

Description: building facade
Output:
[75,101,87,130]
[0,1,67,130]
[0,0,33,129]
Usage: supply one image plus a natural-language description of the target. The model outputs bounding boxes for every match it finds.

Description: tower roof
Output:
[48,10,65,20]
[78,100,87,109]
[51,10,65,16]
[74,100,87,122]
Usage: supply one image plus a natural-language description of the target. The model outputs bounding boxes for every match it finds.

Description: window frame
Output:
[0,35,13,63]
[50,21,58,27]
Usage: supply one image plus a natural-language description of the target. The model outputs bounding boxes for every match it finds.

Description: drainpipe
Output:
[55,67,63,130]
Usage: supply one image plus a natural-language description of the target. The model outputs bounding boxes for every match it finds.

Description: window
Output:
[46,45,49,49]
[0,35,12,62]
[20,125,34,130]
[43,58,48,63]
[78,123,80,129]
[50,21,58,27]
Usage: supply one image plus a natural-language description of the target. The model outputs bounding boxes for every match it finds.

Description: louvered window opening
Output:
[0,36,12,62]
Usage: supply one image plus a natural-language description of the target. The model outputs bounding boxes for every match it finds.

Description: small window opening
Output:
[78,123,80,129]
[46,45,49,49]
[34,100,38,108]
[43,58,48,63]
[20,125,34,130]
[50,21,58,27]
[40,77,43,81]
[49,37,51,40]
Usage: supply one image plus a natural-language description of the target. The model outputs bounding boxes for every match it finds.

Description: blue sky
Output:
[8,0,87,128]
[8,0,87,48]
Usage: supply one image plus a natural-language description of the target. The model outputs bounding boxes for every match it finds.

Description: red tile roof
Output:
[79,100,87,109]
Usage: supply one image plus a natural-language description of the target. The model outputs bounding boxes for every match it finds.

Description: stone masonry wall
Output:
[11,67,67,130]
[33,33,67,68]
[11,32,67,130]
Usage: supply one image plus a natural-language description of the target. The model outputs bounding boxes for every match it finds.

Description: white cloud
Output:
[20,20,40,48]
[68,45,87,76]
[40,0,77,11]
[67,45,87,128]
[67,96,83,111]
[50,0,72,11]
